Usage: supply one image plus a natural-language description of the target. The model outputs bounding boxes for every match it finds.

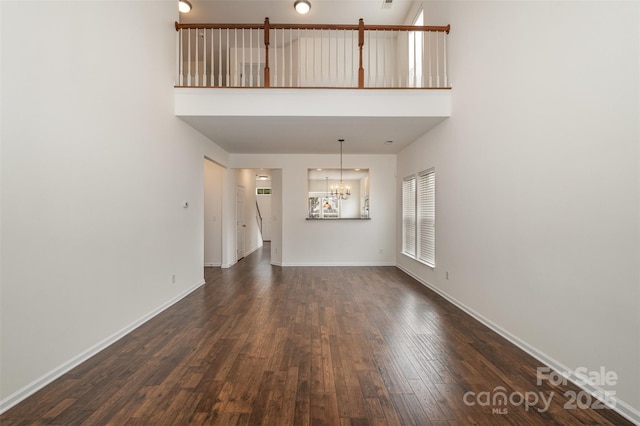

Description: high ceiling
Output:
[179,0,418,26]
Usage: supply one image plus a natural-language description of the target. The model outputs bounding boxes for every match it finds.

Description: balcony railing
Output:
[175,18,450,89]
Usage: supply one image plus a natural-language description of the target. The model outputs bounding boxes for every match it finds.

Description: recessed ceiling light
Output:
[354,168,361,171]
[179,0,192,13]
[294,0,311,14]
[317,168,322,171]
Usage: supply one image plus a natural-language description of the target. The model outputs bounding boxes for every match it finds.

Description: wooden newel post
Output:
[358,18,365,89]
[264,17,271,87]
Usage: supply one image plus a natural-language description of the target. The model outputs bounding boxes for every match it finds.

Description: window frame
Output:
[402,168,435,268]
[256,187,271,195]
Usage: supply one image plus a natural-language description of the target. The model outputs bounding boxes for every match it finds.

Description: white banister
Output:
[175,20,450,89]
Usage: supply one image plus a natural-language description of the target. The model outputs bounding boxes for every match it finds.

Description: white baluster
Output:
[421,31,425,87]
[351,30,354,87]
[281,28,285,86]
[319,29,322,85]
[328,29,332,84]
[428,31,432,88]
[249,28,253,87]
[187,29,192,86]
[436,31,440,87]
[415,31,420,87]
[226,29,230,86]
[342,30,347,86]
[202,29,207,86]
[367,30,371,87]
[274,29,278,87]
[298,29,301,87]
[375,30,379,87]
[242,28,246,87]
[289,29,293,87]
[257,29,261,87]
[443,32,448,87]
[218,29,222,86]
[195,28,199,86]
[233,29,237,86]
[178,29,183,86]
[382,31,386,87]
[210,29,214,86]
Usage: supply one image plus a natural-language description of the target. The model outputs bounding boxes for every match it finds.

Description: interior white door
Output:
[236,185,246,261]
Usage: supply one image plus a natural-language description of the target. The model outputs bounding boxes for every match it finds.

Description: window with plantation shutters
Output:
[402,169,435,267]
[417,170,435,266]
[402,177,416,256]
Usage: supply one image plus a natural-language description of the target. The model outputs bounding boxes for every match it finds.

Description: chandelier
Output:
[331,139,351,200]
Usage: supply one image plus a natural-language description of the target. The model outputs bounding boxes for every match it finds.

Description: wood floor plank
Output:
[0,243,633,425]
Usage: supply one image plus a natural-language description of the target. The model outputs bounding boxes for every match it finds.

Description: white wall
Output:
[204,159,224,267]
[0,0,230,409]
[231,154,396,266]
[270,170,283,265]
[399,0,639,418]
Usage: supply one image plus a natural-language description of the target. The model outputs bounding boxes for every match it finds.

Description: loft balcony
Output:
[174,18,452,153]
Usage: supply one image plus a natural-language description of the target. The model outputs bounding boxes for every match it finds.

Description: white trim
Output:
[281,261,396,267]
[396,264,640,425]
[0,279,205,415]
[204,263,222,267]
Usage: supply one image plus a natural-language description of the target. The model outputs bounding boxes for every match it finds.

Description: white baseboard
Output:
[0,279,205,415]
[204,262,221,267]
[396,265,640,425]
[281,261,396,267]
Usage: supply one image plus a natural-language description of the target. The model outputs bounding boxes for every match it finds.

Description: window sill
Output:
[401,252,435,269]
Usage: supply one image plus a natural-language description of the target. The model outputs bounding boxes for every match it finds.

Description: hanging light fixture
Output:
[179,0,192,13]
[294,0,311,14]
[331,139,351,200]
[323,177,332,209]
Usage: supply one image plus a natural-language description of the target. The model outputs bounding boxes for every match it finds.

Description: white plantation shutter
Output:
[402,177,416,256]
[417,169,435,266]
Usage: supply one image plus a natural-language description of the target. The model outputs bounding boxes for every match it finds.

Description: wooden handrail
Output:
[175,21,451,34]
[176,23,264,30]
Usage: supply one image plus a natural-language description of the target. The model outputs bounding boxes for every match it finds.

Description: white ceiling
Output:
[179,115,446,154]
[180,0,418,26]
[178,0,435,155]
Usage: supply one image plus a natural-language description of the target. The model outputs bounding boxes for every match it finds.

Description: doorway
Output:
[204,158,223,267]
[236,185,246,261]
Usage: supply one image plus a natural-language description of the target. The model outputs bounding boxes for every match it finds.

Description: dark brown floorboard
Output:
[1,243,632,425]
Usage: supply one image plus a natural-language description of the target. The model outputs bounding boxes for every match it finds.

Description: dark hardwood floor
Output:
[1,243,632,425]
